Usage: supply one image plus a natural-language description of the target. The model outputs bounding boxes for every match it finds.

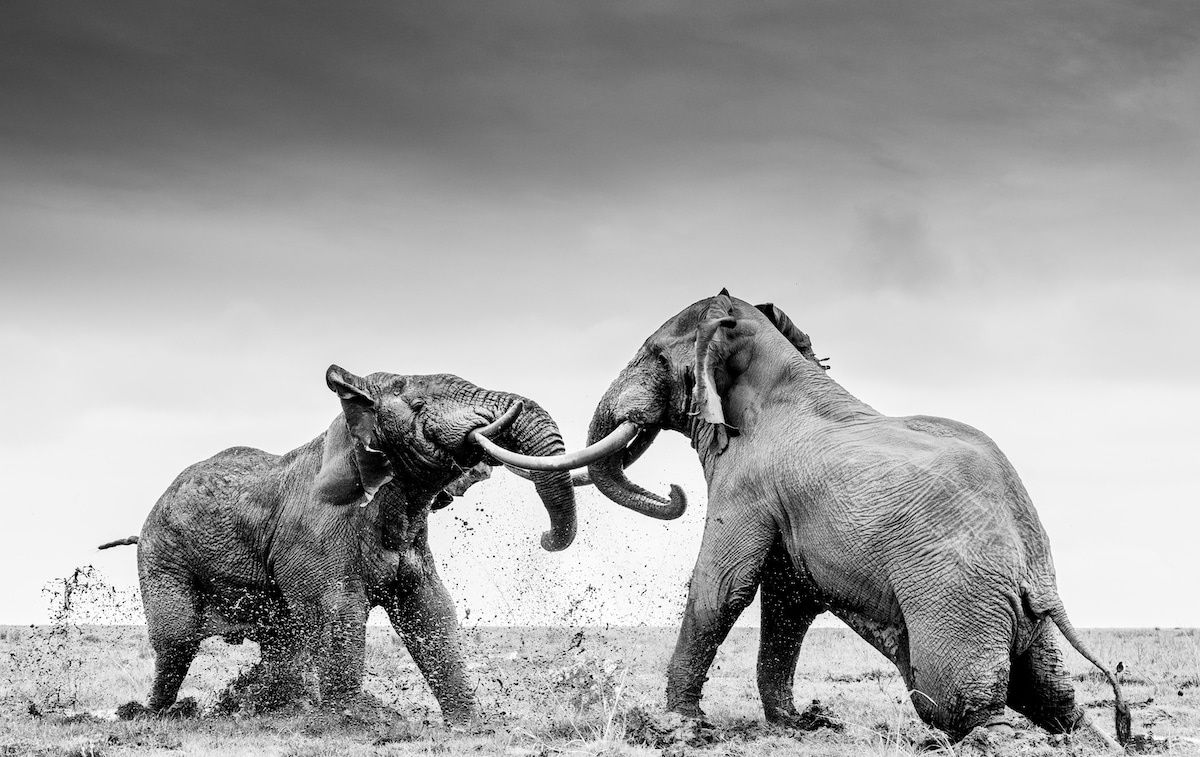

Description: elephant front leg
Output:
[757,538,821,726]
[286,581,369,707]
[255,625,310,707]
[386,552,478,725]
[667,507,776,719]
[323,587,370,704]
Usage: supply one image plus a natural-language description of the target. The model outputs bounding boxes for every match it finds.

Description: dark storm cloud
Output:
[2,0,1198,339]
[4,0,1197,197]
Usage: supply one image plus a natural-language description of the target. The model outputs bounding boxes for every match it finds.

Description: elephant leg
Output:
[1007,622,1084,734]
[315,582,369,705]
[667,507,776,719]
[255,624,309,707]
[904,610,1012,742]
[142,575,202,712]
[385,552,478,725]
[757,537,820,725]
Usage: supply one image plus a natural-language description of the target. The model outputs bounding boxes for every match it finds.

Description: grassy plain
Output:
[1,623,1197,756]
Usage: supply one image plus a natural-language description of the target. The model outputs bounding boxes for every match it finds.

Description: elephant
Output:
[99,365,579,724]
[568,289,1130,747]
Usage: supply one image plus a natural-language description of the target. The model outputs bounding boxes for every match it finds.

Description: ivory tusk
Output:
[471,401,524,438]
[472,420,640,472]
[506,464,593,487]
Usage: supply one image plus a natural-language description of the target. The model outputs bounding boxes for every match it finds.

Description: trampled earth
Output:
[2,623,1197,756]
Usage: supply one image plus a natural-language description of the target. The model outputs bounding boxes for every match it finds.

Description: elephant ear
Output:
[692,288,742,455]
[755,302,829,370]
[313,365,396,506]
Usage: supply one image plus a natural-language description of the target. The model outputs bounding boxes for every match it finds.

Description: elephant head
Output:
[314,365,578,551]
[584,288,827,518]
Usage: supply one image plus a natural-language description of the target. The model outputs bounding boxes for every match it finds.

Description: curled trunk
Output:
[585,356,687,520]
[480,390,578,551]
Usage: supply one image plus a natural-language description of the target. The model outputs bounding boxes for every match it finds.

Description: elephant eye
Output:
[408,397,426,412]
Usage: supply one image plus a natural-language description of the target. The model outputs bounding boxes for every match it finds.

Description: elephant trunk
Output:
[480,390,578,551]
[586,354,687,520]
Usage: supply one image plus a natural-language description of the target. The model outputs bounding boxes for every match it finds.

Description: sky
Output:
[1,1,1198,630]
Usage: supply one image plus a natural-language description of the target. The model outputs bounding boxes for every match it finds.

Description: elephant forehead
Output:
[367,372,406,395]
[400,373,475,396]
[658,295,757,337]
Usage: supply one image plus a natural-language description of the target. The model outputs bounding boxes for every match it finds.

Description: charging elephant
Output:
[573,289,1130,747]
[101,365,577,724]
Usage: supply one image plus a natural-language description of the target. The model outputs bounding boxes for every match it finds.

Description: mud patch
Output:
[1125,732,1172,754]
[623,700,843,750]
[299,692,417,742]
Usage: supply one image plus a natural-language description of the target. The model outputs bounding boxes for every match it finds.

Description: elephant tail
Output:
[98,535,139,550]
[1028,586,1131,745]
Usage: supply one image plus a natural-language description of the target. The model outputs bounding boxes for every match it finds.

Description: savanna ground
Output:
[1,571,1197,756]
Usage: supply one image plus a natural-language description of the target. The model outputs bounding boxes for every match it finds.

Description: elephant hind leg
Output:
[142,576,203,711]
[1007,623,1083,733]
[904,614,1012,742]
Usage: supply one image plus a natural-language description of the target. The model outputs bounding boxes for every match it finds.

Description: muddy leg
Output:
[757,538,821,725]
[142,576,202,712]
[386,550,477,725]
[1008,623,1122,749]
[667,507,775,719]
[1008,623,1081,731]
[905,613,1012,742]
[317,584,369,705]
[252,624,308,708]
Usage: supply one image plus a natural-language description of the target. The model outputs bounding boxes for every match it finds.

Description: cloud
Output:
[5,2,1198,197]
[849,204,949,292]
[2,0,1198,627]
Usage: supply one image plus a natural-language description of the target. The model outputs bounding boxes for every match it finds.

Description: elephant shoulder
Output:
[901,414,988,441]
[899,414,1004,453]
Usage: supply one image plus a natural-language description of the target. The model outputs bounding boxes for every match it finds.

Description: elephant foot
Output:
[667,701,709,724]
[161,697,199,719]
[767,699,844,733]
[985,720,1015,739]
[955,720,1055,756]
[305,692,408,738]
[214,662,310,715]
[660,711,720,748]
[115,701,151,721]
[442,707,481,730]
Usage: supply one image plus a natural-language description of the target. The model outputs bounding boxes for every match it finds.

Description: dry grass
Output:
[2,623,1198,756]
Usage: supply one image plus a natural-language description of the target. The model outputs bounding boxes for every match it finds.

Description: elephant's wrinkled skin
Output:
[110,365,576,723]
[585,290,1129,746]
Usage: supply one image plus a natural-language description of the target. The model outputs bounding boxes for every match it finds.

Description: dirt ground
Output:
[1,623,1197,756]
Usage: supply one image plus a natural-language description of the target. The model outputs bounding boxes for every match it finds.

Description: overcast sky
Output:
[1,1,1197,629]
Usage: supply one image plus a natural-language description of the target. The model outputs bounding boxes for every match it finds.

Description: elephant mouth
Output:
[397,405,521,480]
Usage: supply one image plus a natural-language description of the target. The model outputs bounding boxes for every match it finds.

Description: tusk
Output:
[506,464,593,487]
[473,421,640,472]
[471,401,524,438]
